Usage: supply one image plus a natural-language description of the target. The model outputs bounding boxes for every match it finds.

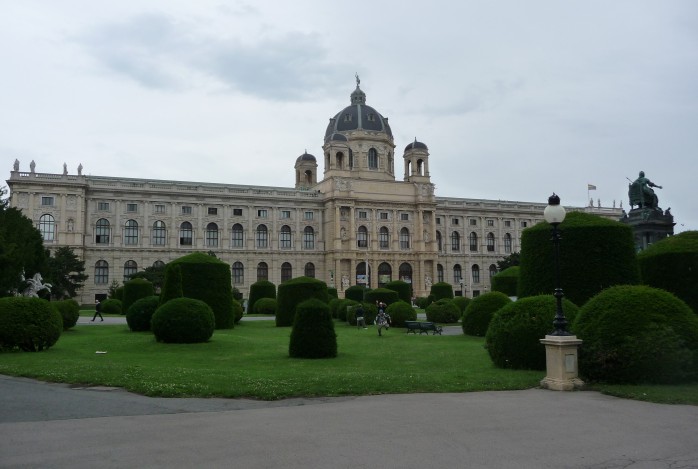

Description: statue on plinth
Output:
[628,171,662,210]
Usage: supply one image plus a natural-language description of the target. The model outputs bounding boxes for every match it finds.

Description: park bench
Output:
[404,321,443,335]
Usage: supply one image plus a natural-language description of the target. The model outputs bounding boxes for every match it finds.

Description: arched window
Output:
[152,221,166,246]
[153,260,165,269]
[123,260,137,281]
[356,262,369,286]
[504,233,512,253]
[451,231,460,251]
[399,263,412,283]
[368,148,378,169]
[303,226,315,249]
[125,219,139,245]
[379,226,389,249]
[232,262,244,284]
[257,262,268,281]
[95,260,109,284]
[489,264,498,279]
[437,264,444,283]
[232,223,244,248]
[472,264,481,284]
[378,262,392,287]
[179,222,193,246]
[304,262,315,278]
[281,262,292,282]
[436,231,442,252]
[39,214,55,241]
[336,151,344,169]
[256,224,268,248]
[487,232,495,252]
[469,232,478,252]
[400,227,410,249]
[205,222,219,247]
[357,225,368,248]
[453,264,462,283]
[96,218,110,244]
[280,225,291,249]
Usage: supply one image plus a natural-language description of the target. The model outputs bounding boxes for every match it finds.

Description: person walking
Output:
[92,299,104,322]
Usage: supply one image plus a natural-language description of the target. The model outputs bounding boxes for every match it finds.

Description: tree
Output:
[128,263,166,290]
[0,187,46,297]
[496,252,520,272]
[45,247,88,299]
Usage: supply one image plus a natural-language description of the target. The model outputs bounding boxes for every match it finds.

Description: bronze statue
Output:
[628,171,662,210]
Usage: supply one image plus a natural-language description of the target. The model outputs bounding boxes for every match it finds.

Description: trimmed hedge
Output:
[53,299,80,330]
[518,211,640,306]
[638,231,698,313]
[347,302,377,326]
[126,295,160,332]
[163,253,234,329]
[386,301,417,327]
[254,297,277,315]
[462,292,512,337]
[276,276,329,327]
[151,297,215,344]
[574,285,698,384]
[485,295,580,370]
[336,299,359,321]
[364,288,399,306]
[327,287,338,299]
[159,264,183,306]
[0,297,62,352]
[101,298,122,315]
[425,298,461,324]
[430,282,454,301]
[491,266,519,297]
[385,280,411,303]
[123,278,154,314]
[232,300,243,324]
[289,299,337,359]
[248,280,276,315]
[345,285,366,302]
[451,296,471,315]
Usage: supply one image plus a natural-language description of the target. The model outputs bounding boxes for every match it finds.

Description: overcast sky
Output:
[2,1,696,231]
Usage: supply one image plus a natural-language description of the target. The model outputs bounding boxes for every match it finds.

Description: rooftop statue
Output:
[628,171,662,210]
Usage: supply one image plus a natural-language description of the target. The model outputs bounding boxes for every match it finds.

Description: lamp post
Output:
[460,280,465,297]
[543,193,570,336]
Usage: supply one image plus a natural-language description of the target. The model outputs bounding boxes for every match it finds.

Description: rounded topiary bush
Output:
[345,285,366,302]
[232,300,243,324]
[385,280,412,303]
[151,297,215,344]
[101,298,122,315]
[430,282,454,301]
[451,296,471,316]
[415,296,431,309]
[518,211,639,305]
[126,295,160,332]
[327,287,338,299]
[347,302,377,326]
[254,297,277,315]
[386,301,417,327]
[425,298,461,324]
[491,266,519,297]
[336,299,359,321]
[462,292,512,337]
[485,295,580,370]
[289,299,337,358]
[328,298,341,318]
[638,231,698,313]
[122,278,155,314]
[53,299,80,330]
[574,285,698,384]
[163,253,234,329]
[364,288,399,306]
[0,297,62,352]
[276,276,329,327]
[248,280,276,315]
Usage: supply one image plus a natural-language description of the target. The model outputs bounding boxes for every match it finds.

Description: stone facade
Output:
[6,83,621,304]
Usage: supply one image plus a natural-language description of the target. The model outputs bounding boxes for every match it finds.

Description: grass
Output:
[1,320,697,404]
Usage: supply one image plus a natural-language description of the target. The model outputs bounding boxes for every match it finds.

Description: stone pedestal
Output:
[540,335,584,391]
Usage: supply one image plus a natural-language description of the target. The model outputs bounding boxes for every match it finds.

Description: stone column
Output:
[539,335,584,391]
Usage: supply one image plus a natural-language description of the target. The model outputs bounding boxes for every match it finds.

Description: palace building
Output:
[6,82,620,304]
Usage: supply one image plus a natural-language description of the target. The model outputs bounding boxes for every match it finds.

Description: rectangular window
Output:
[470,219,477,226]
[452,218,459,225]
[98,202,110,211]
[208,207,218,216]
[401,213,409,221]
[487,219,494,227]
[181,206,192,215]
[281,210,291,219]
[233,208,243,216]
[436,217,441,225]
[380,212,389,220]
[358,211,367,220]
[257,209,268,218]
[154,204,165,213]
[521,221,528,228]
[504,220,511,228]
[41,196,54,206]
[304,211,313,220]
[126,203,137,213]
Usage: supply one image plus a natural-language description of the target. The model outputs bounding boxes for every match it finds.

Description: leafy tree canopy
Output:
[496,252,520,272]
[45,246,88,299]
[128,263,166,289]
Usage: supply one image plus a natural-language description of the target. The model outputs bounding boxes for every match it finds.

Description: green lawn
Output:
[1,320,697,404]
